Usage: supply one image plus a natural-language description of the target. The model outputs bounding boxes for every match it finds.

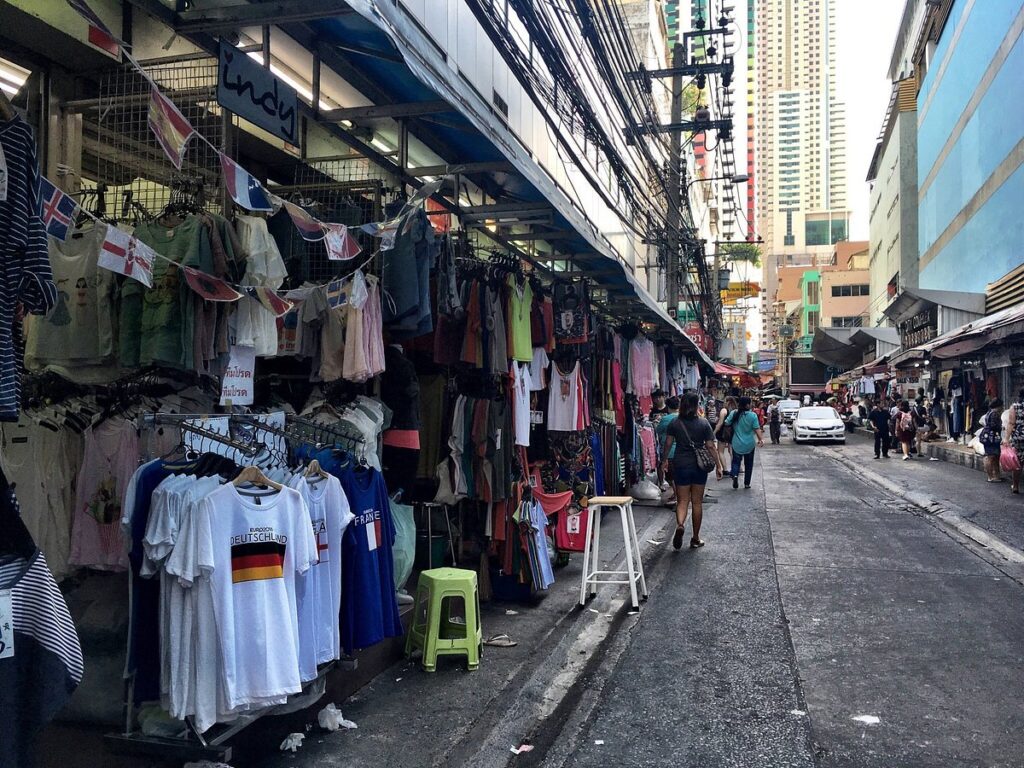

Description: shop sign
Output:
[720,281,760,304]
[683,321,713,355]
[985,349,1012,369]
[220,345,256,405]
[218,43,299,146]
[896,373,920,386]
[899,306,937,349]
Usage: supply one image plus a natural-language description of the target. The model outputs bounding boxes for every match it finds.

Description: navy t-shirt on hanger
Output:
[338,464,402,654]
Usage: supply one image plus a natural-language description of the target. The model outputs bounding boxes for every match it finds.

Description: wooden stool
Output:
[579,496,648,609]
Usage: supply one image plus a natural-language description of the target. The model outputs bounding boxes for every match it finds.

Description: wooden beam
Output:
[319,100,453,122]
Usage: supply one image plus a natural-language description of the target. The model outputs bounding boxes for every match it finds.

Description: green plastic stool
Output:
[405,567,482,672]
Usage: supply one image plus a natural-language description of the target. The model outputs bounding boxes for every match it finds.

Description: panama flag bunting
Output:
[97,225,155,288]
[148,87,196,170]
[219,152,274,212]
[280,199,326,241]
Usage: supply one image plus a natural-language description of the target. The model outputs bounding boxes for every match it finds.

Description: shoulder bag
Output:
[678,419,717,473]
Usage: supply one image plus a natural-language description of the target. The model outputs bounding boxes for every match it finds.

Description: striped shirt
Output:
[0,116,57,421]
[0,549,84,767]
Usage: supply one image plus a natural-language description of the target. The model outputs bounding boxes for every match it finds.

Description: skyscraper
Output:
[756,0,850,358]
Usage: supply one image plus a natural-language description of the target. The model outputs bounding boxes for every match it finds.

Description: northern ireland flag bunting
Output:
[97,225,154,288]
[148,87,195,170]
[66,0,120,57]
[219,153,274,212]
[280,199,326,241]
[39,178,79,241]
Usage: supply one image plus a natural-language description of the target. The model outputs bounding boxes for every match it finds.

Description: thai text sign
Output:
[218,43,299,146]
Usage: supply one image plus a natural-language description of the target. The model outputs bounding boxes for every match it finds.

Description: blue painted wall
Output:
[918,0,1024,293]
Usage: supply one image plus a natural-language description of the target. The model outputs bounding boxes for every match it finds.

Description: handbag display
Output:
[678,419,717,473]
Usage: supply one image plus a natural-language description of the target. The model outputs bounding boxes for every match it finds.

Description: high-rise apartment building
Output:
[756,0,851,366]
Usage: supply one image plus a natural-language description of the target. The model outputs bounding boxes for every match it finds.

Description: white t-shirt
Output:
[528,347,549,391]
[511,361,532,447]
[187,483,316,711]
[547,360,582,431]
[290,474,354,681]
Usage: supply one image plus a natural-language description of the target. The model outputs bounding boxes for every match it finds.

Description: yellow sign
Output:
[720,281,760,304]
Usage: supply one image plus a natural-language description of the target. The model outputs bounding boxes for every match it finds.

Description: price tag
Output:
[566,513,581,535]
[0,589,14,659]
[529,410,544,425]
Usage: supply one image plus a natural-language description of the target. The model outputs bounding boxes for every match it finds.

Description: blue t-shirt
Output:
[338,465,403,654]
[726,410,761,454]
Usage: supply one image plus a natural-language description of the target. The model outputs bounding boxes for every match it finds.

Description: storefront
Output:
[0,3,714,764]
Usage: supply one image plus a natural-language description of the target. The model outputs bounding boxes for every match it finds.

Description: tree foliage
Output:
[720,241,762,267]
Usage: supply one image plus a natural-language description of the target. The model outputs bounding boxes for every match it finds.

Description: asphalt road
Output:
[547,439,1024,768]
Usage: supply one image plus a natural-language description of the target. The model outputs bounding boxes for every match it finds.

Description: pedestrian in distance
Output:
[867,398,891,458]
[661,393,724,550]
[980,398,1005,483]
[767,400,782,444]
[715,395,737,469]
[655,395,680,494]
[1005,389,1024,494]
[724,396,765,489]
[914,398,930,456]
[896,400,918,460]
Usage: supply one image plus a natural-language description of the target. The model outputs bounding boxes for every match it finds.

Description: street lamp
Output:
[684,173,748,194]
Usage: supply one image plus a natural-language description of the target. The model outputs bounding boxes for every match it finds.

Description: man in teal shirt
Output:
[655,396,680,489]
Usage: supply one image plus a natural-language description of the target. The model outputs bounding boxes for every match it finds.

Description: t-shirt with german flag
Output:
[192,482,316,710]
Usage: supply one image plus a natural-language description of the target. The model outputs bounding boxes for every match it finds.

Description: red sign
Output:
[683,321,713,355]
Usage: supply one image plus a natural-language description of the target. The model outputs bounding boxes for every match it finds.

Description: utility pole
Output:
[666,41,684,318]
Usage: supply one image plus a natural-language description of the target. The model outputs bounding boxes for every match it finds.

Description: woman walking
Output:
[724,397,764,489]
[1005,390,1024,493]
[980,398,1005,482]
[714,395,737,470]
[896,400,917,460]
[661,393,723,549]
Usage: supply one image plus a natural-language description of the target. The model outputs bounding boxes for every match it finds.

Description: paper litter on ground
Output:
[852,715,880,725]
[510,744,535,755]
[280,733,305,752]
[505,609,519,615]
[790,709,806,716]
[594,739,605,745]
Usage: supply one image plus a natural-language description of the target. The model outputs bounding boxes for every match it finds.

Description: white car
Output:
[792,406,846,443]
[778,399,802,423]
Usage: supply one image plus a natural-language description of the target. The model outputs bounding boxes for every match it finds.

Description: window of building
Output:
[807,281,820,306]
[805,217,848,245]
[830,284,870,297]
[831,316,864,328]
[806,310,820,335]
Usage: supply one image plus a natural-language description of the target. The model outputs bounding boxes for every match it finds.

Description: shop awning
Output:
[882,288,986,324]
[810,327,861,369]
[891,302,1024,365]
[320,2,711,363]
[713,362,759,387]
[849,327,900,349]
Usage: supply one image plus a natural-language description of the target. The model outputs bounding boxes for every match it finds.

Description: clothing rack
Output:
[139,413,265,458]
[285,413,365,449]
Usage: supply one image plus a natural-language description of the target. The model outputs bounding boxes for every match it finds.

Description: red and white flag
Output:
[183,266,244,302]
[97,225,154,288]
[324,223,362,261]
[148,87,196,170]
[66,0,120,58]
[280,199,326,242]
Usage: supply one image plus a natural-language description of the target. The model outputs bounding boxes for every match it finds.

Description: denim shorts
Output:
[673,465,710,486]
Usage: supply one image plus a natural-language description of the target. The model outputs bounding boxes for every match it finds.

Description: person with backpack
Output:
[980,399,1005,482]
[896,400,918,460]
[724,396,765,489]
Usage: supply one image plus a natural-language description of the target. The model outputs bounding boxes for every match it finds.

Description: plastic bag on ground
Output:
[280,733,305,752]
[628,478,660,501]
[318,703,358,732]
[391,499,415,590]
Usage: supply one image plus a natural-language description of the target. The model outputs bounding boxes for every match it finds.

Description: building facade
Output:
[916,0,1024,293]
[867,77,919,327]
[756,0,851,367]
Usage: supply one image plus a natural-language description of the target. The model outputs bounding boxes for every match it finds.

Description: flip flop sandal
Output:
[484,634,518,648]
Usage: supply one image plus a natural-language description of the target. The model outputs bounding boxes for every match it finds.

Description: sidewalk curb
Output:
[825,448,1024,572]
